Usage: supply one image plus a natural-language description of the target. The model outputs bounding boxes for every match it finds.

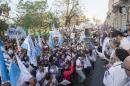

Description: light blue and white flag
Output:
[38,35,43,49]
[16,36,21,51]
[21,36,29,50]
[35,38,41,57]
[9,62,21,86]
[21,35,37,66]
[0,40,3,47]
[15,54,32,85]
[58,32,64,45]
[48,32,55,49]
[0,45,10,83]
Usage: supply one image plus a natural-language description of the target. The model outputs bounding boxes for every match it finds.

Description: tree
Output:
[0,3,10,16]
[64,0,79,26]
[0,2,10,36]
[16,0,57,34]
[18,0,47,13]
[54,0,81,26]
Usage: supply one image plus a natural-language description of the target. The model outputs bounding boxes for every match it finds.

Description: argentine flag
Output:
[9,62,21,86]
[38,35,43,49]
[35,38,41,57]
[0,44,10,83]
[21,36,37,66]
[58,31,64,45]
[15,54,32,85]
[48,32,55,49]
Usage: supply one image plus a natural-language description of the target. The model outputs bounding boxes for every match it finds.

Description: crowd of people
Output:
[101,28,130,86]
[0,28,98,86]
[1,26,130,86]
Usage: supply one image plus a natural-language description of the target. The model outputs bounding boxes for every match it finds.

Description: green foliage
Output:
[55,0,80,26]
[0,3,10,12]
[18,0,47,13]
[0,20,8,32]
[16,0,58,34]
[0,3,10,16]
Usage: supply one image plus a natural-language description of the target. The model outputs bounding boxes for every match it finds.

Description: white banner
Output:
[7,27,26,39]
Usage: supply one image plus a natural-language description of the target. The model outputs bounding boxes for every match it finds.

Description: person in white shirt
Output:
[103,48,129,86]
[49,63,59,83]
[109,39,120,59]
[83,54,92,77]
[76,57,86,83]
[83,55,92,69]
[102,33,112,61]
[104,39,120,68]
[102,35,110,55]
[112,31,130,50]
[122,56,130,86]
[100,32,107,47]
[42,73,57,86]
[36,65,48,86]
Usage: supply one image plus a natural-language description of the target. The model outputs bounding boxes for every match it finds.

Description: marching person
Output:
[104,39,120,68]
[76,56,86,84]
[112,30,130,50]
[36,65,48,86]
[103,48,129,86]
[122,56,130,86]
[63,60,74,86]
[102,33,112,61]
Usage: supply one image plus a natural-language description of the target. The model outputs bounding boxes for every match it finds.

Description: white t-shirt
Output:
[102,37,110,54]
[90,49,98,62]
[103,61,128,86]
[124,81,130,86]
[83,56,91,68]
[111,50,116,60]
[120,37,130,50]
[127,36,130,42]
[36,69,48,86]
[76,58,83,71]
[36,70,47,82]
[16,55,32,85]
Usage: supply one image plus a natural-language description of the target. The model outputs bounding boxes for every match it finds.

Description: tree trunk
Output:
[65,16,71,26]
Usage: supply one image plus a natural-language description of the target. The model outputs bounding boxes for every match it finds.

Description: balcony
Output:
[112,5,121,13]
[112,0,129,13]
[120,0,128,2]
[112,0,122,13]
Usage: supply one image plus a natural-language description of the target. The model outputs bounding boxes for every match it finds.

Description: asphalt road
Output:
[73,58,106,86]
[89,58,106,86]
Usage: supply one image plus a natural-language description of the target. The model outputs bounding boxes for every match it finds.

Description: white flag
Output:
[15,54,32,85]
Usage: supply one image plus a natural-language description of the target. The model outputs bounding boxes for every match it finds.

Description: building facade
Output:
[105,0,130,31]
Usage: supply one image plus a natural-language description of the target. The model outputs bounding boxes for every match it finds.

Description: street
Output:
[1,0,130,86]
[74,58,105,86]
[88,58,105,86]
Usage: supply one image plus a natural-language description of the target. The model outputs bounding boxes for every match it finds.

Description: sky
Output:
[48,0,109,22]
[80,0,109,22]
[3,0,109,23]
